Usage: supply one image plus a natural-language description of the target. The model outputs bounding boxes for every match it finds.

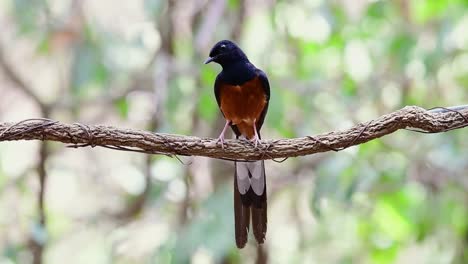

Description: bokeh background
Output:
[1,0,468,263]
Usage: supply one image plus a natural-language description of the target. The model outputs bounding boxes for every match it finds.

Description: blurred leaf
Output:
[403,84,427,106]
[440,188,468,235]
[300,41,320,55]
[151,244,174,264]
[366,1,386,18]
[372,184,426,242]
[36,35,50,54]
[342,74,357,97]
[149,181,164,201]
[267,87,286,135]
[358,139,384,157]
[3,244,22,262]
[228,0,240,9]
[166,80,180,116]
[197,90,218,122]
[371,243,400,264]
[327,33,345,49]
[114,98,129,118]
[71,43,109,96]
[200,67,217,86]
[455,74,468,87]
[389,33,415,67]
[411,0,450,24]
[373,199,413,241]
[198,68,219,122]
[344,175,360,202]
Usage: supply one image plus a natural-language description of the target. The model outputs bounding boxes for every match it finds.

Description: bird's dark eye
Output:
[220,44,226,50]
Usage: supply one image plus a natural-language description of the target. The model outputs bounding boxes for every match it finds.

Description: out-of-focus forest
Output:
[0,0,467,263]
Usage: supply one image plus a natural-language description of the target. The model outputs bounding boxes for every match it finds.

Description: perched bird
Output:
[205,40,270,248]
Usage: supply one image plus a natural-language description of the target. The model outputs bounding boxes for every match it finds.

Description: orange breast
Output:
[219,76,267,139]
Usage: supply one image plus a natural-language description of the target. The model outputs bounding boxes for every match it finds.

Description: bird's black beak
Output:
[204,57,214,64]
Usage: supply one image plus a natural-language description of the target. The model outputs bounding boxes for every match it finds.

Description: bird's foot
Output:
[216,134,226,149]
[215,120,231,149]
[251,119,261,148]
[250,135,261,148]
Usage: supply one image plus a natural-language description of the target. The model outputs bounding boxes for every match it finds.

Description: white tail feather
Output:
[236,162,250,194]
[236,161,265,195]
[249,161,265,195]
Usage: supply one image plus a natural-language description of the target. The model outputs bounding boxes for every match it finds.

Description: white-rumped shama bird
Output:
[205,40,270,248]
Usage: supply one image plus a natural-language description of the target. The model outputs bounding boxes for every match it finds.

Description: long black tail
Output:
[234,160,267,248]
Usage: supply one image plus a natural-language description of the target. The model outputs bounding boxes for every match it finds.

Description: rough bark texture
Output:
[0,106,467,161]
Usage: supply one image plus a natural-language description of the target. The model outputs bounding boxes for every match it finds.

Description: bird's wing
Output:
[255,69,270,133]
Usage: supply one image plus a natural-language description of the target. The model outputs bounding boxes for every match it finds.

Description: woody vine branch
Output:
[0,105,467,161]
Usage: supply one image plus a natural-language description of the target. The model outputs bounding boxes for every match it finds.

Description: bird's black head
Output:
[204,40,249,67]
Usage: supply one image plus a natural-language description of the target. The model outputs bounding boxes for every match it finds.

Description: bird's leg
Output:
[251,120,261,148]
[216,120,231,149]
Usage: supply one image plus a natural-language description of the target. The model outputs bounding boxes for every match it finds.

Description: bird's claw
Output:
[216,135,225,149]
[216,120,230,149]
[250,135,261,148]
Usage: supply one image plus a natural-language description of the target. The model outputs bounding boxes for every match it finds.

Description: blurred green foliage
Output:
[0,0,467,263]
